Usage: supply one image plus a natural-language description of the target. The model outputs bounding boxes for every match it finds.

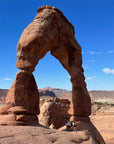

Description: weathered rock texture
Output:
[0,125,91,144]
[0,5,105,143]
[39,98,70,129]
[38,98,105,143]
[60,118,105,144]
[0,70,39,125]
[16,5,91,117]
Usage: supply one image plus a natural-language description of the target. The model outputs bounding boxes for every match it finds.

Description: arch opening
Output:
[34,51,72,90]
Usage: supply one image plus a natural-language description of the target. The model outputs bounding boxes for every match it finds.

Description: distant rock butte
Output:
[39,90,56,97]
[1,88,114,103]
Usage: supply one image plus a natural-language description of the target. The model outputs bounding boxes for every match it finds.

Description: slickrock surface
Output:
[0,125,91,144]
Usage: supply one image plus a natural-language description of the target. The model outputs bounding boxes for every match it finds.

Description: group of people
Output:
[66,121,78,131]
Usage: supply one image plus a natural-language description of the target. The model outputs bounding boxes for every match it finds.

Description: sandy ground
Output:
[91,106,114,144]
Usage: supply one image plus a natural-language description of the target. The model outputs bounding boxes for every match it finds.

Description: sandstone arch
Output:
[0,6,106,143]
[0,4,92,123]
[0,5,91,122]
[16,6,91,118]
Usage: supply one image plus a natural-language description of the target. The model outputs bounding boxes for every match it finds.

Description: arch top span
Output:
[16,5,79,73]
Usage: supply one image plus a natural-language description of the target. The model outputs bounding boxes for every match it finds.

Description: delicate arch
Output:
[0,7,106,143]
[16,6,91,117]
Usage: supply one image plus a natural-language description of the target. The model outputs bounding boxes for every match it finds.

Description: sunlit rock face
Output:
[16,5,91,117]
[39,98,70,129]
[0,70,39,125]
[5,70,40,115]
[0,6,106,143]
[0,5,91,124]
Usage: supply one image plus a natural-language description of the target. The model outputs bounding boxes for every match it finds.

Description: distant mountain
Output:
[0,89,8,104]
[89,90,114,100]
[39,88,114,101]
[39,89,56,97]
[0,88,114,104]
[0,89,8,98]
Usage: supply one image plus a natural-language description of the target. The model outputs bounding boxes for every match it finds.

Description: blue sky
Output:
[0,0,114,90]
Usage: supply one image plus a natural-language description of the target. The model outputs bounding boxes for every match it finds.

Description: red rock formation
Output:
[39,98,70,129]
[0,5,105,143]
[40,90,56,97]
[16,5,91,117]
[6,70,40,115]
[0,71,39,125]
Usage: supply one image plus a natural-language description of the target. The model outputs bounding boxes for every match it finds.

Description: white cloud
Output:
[87,51,101,55]
[102,68,114,74]
[88,60,95,63]
[96,52,101,54]
[3,78,12,81]
[107,50,114,54]
[86,76,96,80]
[87,51,94,54]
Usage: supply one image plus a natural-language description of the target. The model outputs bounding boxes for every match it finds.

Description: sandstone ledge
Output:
[0,125,90,144]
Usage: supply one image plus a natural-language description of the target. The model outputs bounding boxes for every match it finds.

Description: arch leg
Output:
[0,70,39,125]
[68,67,91,116]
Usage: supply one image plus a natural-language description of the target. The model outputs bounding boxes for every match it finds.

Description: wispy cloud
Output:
[86,76,96,80]
[107,50,114,54]
[88,60,95,63]
[96,52,101,54]
[87,51,101,55]
[3,78,12,81]
[102,68,114,74]
[87,51,95,54]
